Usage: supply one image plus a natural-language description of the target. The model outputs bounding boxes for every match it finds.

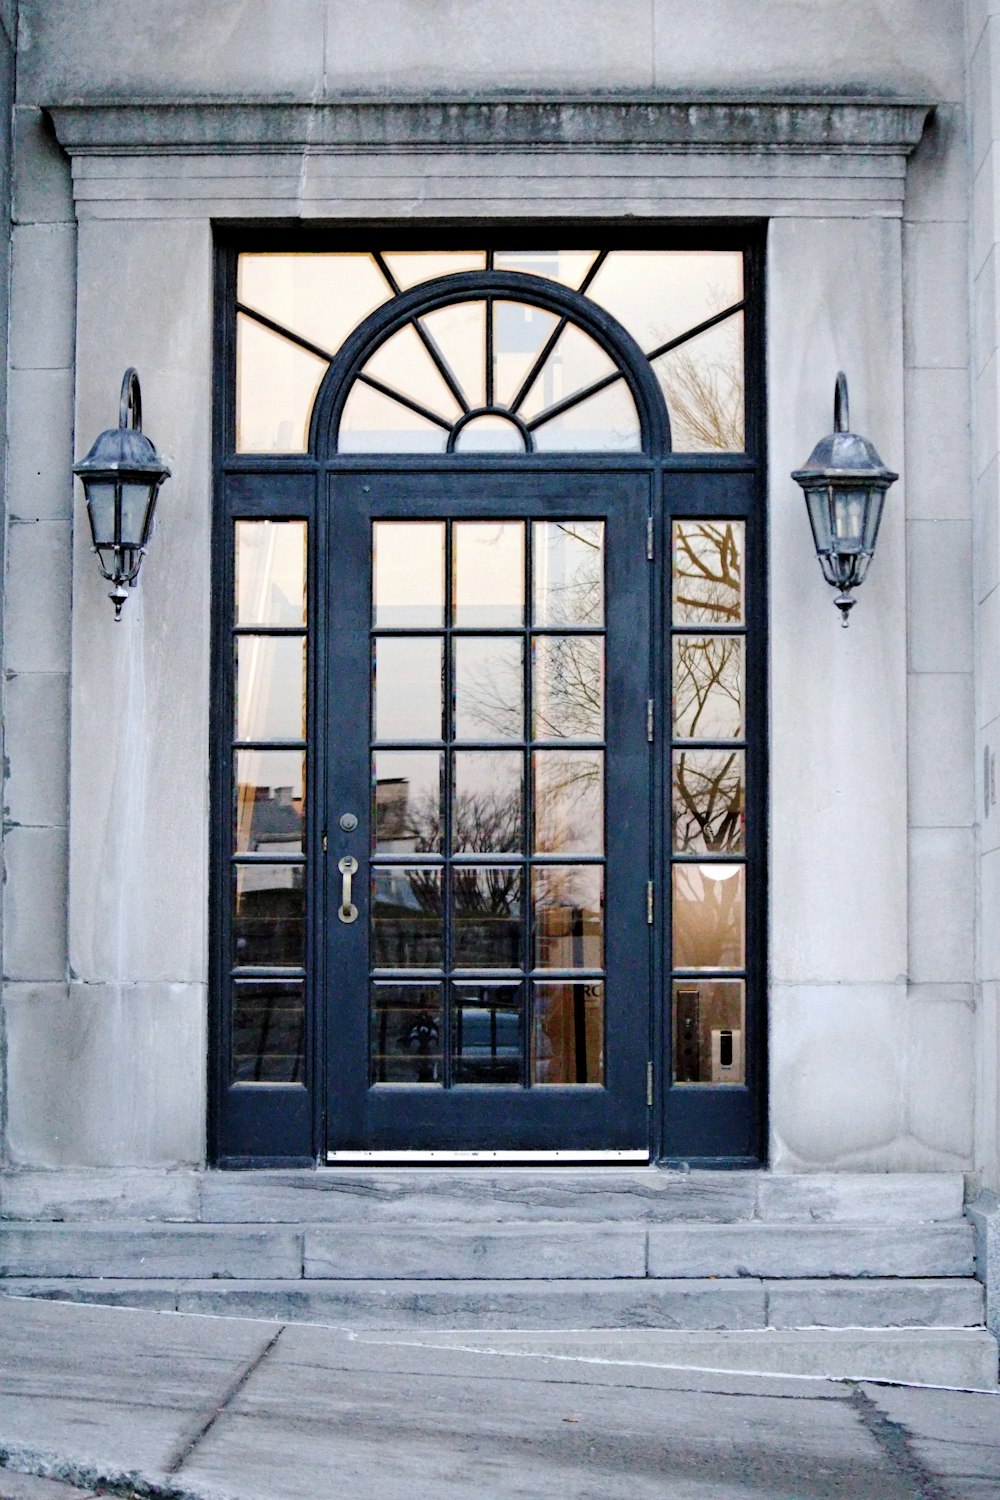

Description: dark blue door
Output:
[324,467,652,1155]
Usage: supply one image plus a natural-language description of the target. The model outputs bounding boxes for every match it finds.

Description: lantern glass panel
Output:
[832,487,868,550]
[804,485,835,554]
[862,488,886,551]
[120,479,155,548]
[85,481,117,548]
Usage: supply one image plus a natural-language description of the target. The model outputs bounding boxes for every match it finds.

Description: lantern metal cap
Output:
[791,373,897,488]
[73,422,170,483]
[73,367,170,484]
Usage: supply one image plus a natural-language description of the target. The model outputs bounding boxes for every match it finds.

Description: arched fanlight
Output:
[73,368,171,620]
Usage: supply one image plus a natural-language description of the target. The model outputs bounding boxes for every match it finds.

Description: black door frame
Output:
[210,226,768,1168]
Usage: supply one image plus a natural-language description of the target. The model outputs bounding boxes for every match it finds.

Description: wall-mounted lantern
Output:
[73,368,170,620]
[791,372,898,626]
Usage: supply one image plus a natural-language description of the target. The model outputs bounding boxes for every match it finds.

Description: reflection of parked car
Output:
[455,1004,521,1084]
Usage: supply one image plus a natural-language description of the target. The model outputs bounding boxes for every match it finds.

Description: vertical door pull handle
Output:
[338,855,359,924]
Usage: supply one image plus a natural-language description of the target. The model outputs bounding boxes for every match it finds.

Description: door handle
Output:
[337,855,359,924]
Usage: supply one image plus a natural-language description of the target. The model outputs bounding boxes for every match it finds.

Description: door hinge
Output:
[647,1061,654,1108]
[321,832,328,853]
[647,698,654,742]
[646,880,654,924]
[646,516,654,560]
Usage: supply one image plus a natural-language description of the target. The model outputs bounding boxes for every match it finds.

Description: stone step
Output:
[0,1168,967,1226]
[0,1218,976,1280]
[0,1275,987,1333]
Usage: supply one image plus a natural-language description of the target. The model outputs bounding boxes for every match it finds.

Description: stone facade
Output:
[0,0,992,1258]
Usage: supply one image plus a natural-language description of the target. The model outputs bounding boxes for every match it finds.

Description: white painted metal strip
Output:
[326,1149,650,1164]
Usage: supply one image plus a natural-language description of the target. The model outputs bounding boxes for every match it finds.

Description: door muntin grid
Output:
[369,517,607,1090]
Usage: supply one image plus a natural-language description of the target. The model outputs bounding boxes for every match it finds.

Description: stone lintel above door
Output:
[44,96,934,222]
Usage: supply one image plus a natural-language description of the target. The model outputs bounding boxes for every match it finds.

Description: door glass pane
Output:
[453,983,523,1084]
[533,750,603,854]
[585,251,744,362]
[236,521,306,626]
[531,380,641,453]
[672,521,744,625]
[419,301,487,409]
[235,750,305,855]
[532,865,604,969]
[373,522,445,628]
[236,314,327,453]
[236,637,306,741]
[363,322,464,424]
[454,636,524,740]
[672,749,744,855]
[672,635,744,740]
[373,751,443,853]
[371,982,443,1084]
[533,636,604,740]
[339,381,447,453]
[492,301,561,411]
[533,521,604,627]
[453,866,523,968]
[381,251,487,290]
[673,979,745,1084]
[519,323,617,420]
[453,522,524,627]
[453,751,523,854]
[532,981,604,1084]
[232,979,305,1084]
[373,637,443,741]
[371,866,443,968]
[234,865,304,968]
[493,249,599,290]
[453,413,527,453]
[238,252,390,361]
[655,310,745,452]
[672,863,745,970]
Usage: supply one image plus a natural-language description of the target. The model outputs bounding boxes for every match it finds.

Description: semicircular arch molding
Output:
[309,271,671,459]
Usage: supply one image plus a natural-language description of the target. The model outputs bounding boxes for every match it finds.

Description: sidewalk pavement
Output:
[1,1297,998,1499]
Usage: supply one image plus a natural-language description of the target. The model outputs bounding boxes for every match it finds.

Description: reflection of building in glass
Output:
[375,775,415,852]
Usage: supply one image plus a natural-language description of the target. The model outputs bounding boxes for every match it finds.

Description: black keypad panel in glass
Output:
[369,518,607,1087]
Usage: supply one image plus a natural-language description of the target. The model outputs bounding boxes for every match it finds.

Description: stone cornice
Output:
[45,96,933,157]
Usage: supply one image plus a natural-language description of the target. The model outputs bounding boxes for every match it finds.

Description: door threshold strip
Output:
[325,1149,650,1164]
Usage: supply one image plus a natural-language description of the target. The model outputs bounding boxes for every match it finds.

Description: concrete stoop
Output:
[0,1168,996,1386]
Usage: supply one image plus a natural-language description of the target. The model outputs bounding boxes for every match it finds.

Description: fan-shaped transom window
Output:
[234,249,746,456]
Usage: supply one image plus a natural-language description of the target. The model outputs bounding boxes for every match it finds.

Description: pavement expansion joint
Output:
[161,1326,285,1478]
[847,1384,954,1500]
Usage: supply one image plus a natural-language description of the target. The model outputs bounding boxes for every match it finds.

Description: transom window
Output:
[234,249,746,455]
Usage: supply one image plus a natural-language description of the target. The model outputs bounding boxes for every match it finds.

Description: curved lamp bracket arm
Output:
[834,370,849,434]
[119,367,142,432]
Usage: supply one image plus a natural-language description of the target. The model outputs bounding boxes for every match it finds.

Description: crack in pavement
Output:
[162,1326,285,1476]
[848,1385,954,1500]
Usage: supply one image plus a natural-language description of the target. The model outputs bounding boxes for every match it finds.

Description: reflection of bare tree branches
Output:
[539,522,603,627]
[654,290,744,453]
[535,636,603,739]
[673,750,743,854]
[662,350,744,451]
[673,635,742,739]
[673,522,742,624]
[456,649,524,740]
